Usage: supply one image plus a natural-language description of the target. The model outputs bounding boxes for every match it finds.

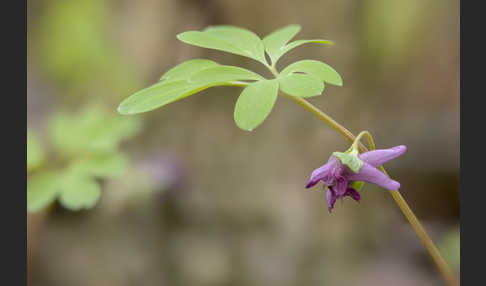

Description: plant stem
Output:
[286,94,367,151]
[268,65,280,77]
[227,81,250,87]
[286,95,459,286]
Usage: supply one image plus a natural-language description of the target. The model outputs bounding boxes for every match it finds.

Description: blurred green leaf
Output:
[31,0,107,83]
[190,66,265,83]
[234,80,279,131]
[50,107,141,154]
[29,0,143,97]
[333,151,363,174]
[177,26,267,65]
[70,152,128,178]
[27,172,62,212]
[281,60,342,86]
[278,74,324,97]
[263,25,301,65]
[27,132,45,172]
[438,227,460,272]
[59,173,101,210]
[160,59,220,81]
[361,0,425,73]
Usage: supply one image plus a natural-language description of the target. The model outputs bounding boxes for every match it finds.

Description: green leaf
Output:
[177,26,267,64]
[278,74,324,97]
[160,59,219,81]
[119,80,205,114]
[263,25,301,65]
[438,227,460,272]
[281,60,342,86]
[59,174,101,210]
[280,39,334,59]
[120,65,264,115]
[120,80,231,115]
[234,79,279,131]
[28,172,62,212]
[190,65,265,84]
[70,152,128,178]
[262,26,334,66]
[332,151,363,174]
[27,132,45,172]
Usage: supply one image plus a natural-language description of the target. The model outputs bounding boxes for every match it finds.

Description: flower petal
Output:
[335,177,348,196]
[326,187,337,213]
[344,187,360,202]
[346,162,400,190]
[305,156,334,188]
[358,145,406,167]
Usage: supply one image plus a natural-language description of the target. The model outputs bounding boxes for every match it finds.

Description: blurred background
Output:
[27,0,459,285]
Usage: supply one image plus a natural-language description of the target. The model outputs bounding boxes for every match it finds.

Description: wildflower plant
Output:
[118,25,458,286]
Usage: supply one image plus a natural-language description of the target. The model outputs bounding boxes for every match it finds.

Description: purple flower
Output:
[305,145,407,212]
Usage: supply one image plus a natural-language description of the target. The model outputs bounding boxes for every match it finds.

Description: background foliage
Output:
[27,0,459,285]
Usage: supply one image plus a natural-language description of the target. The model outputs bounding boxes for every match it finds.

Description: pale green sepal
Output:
[332,150,363,174]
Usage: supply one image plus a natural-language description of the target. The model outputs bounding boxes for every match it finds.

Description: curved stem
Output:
[286,95,459,286]
[285,95,368,152]
[351,130,375,151]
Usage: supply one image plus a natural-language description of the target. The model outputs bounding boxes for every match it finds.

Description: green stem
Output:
[227,81,250,87]
[351,130,375,151]
[268,65,280,78]
[286,95,459,286]
[285,93,367,151]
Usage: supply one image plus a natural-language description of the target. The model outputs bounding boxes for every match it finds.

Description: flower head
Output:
[305,145,406,212]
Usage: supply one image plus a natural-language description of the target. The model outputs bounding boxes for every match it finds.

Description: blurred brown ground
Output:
[27,0,459,285]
